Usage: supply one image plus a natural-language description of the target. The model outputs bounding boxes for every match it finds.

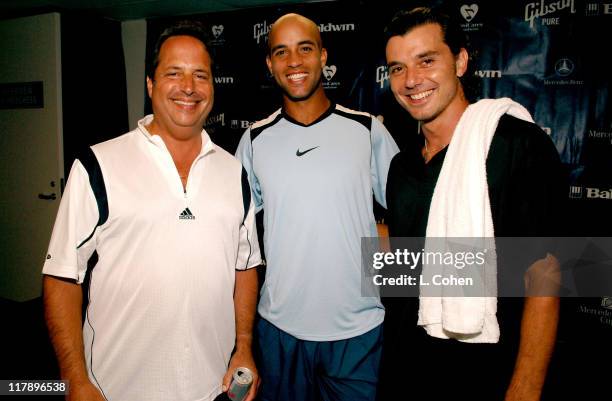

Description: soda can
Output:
[227,367,253,401]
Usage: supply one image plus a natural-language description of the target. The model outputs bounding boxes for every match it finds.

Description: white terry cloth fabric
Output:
[418,98,534,343]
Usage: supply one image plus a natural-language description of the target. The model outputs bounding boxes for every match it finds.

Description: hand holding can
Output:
[227,367,253,401]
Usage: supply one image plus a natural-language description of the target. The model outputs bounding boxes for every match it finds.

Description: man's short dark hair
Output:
[147,20,213,79]
[385,6,478,100]
[384,6,467,57]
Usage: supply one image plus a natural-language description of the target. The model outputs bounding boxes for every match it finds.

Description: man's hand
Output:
[67,379,106,401]
[524,253,561,296]
[222,348,260,401]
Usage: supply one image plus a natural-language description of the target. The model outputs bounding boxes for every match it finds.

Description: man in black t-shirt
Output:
[378,6,565,401]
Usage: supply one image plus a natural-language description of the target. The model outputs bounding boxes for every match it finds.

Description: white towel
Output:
[418,98,534,343]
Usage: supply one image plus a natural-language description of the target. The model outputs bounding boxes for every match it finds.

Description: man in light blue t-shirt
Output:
[236,13,398,401]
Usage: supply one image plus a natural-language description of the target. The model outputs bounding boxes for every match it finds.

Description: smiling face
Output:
[386,23,467,124]
[146,35,214,138]
[266,15,327,103]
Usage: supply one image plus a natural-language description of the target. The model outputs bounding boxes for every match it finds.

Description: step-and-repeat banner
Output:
[146,0,611,195]
[146,0,611,380]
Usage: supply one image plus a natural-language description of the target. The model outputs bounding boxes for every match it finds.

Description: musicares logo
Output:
[212,25,224,38]
[460,4,479,22]
[323,65,337,81]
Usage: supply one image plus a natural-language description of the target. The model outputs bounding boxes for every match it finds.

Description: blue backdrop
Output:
[146,4,611,395]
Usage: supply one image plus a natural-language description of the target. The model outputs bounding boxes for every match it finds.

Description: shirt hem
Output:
[261,313,384,341]
[42,262,80,283]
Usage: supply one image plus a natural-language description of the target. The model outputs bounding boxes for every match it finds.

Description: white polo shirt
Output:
[43,115,261,401]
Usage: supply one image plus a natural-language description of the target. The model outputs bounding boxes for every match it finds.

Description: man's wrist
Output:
[234,334,253,351]
[60,366,90,387]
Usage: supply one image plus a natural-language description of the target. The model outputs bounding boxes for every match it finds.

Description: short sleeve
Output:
[42,159,100,283]
[370,116,400,208]
[235,129,263,213]
[236,167,262,270]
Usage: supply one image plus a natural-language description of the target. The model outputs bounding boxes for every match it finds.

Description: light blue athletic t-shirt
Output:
[236,103,399,341]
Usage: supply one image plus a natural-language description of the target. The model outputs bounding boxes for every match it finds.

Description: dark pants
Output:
[256,318,383,401]
[377,299,515,401]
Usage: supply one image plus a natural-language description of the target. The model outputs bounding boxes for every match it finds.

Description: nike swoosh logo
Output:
[296,146,319,157]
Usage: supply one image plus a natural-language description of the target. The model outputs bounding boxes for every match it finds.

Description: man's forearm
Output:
[43,275,90,384]
[224,269,260,401]
[234,268,259,350]
[506,296,559,401]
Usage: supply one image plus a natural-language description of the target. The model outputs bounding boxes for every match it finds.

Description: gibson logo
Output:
[253,20,272,44]
[376,65,389,89]
[206,113,225,127]
[524,0,576,28]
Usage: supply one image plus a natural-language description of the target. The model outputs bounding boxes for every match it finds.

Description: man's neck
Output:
[421,96,469,148]
[283,87,331,126]
[145,119,203,171]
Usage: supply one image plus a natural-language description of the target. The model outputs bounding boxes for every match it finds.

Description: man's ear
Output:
[320,47,328,68]
[146,76,153,98]
[455,48,468,78]
[266,55,273,75]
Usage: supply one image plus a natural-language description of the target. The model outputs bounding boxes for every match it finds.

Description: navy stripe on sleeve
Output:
[77,147,108,249]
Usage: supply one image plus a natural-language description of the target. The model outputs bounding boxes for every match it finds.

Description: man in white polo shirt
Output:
[42,21,261,401]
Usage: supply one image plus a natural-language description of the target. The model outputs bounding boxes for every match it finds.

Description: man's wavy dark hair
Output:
[147,20,213,80]
[384,6,479,101]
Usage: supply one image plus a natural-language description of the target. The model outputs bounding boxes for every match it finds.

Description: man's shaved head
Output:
[265,12,328,104]
[268,13,322,54]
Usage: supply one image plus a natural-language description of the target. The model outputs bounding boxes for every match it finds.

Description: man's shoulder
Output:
[332,104,373,130]
[388,147,419,175]
[91,128,140,155]
[249,109,283,141]
[210,143,244,171]
[492,113,557,154]
[496,114,546,141]
[489,113,561,169]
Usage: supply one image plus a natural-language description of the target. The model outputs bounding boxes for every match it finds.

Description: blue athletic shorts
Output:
[255,318,382,401]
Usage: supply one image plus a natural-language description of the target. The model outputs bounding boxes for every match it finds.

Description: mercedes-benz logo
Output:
[555,58,574,77]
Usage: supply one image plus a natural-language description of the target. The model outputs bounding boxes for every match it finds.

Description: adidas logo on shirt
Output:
[179,208,195,220]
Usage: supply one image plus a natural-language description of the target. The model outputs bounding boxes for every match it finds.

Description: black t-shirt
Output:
[387,114,565,238]
[379,114,566,398]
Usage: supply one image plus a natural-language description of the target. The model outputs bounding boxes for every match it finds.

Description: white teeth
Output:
[287,73,307,80]
[174,100,196,106]
[410,90,433,100]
